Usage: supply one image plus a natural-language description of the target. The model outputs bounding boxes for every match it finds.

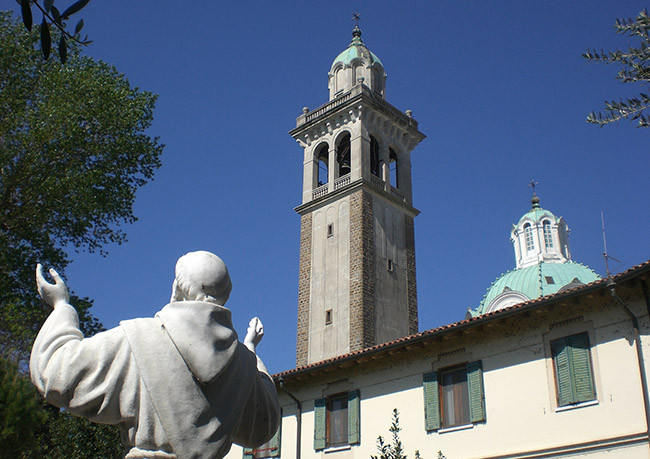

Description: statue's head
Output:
[170,251,232,306]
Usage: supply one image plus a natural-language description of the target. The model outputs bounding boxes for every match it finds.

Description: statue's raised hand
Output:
[36,264,69,309]
[244,317,264,353]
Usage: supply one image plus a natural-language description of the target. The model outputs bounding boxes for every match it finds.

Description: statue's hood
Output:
[155,301,238,384]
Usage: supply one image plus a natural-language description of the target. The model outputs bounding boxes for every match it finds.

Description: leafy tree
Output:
[0,357,123,458]
[44,411,123,459]
[18,0,92,63]
[0,358,47,458]
[0,10,163,361]
[584,9,650,127]
[0,11,160,457]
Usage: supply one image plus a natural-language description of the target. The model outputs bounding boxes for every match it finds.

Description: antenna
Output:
[601,210,621,277]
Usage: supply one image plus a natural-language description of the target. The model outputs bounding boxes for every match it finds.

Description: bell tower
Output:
[291,26,425,366]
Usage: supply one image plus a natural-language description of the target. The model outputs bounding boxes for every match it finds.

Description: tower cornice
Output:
[289,84,425,149]
[294,177,421,217]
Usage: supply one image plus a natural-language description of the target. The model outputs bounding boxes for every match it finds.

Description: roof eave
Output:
[274,259,650,384]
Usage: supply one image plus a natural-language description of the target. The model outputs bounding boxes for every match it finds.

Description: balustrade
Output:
[370,174,385,190]
[390,186,405,200]
[334,174,351,190]
[312,183,328,200]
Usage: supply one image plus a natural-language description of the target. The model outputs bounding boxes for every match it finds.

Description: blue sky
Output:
[12,1,649,373]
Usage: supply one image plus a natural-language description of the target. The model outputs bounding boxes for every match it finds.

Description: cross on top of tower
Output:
[352,11,361,26]
[528,180,540,208]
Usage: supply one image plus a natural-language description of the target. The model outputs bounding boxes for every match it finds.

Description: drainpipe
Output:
[608,278,650,444]
[279,377,302,459]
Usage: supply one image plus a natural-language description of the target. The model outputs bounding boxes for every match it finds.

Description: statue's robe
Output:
[30,301,280,459]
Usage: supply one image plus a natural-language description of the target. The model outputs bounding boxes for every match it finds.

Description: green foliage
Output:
[44,411,123,459]
[585,9,650,127]
[0,358,123,458]
[371,409,420,459]
[18,0,92,63]
[0,11,159,457]
[0,10,163,361]
[0,358,47,458]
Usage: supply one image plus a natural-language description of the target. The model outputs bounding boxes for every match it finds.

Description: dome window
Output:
[524,223,535,251]
[335,68,345,95]
[543,220,553,248]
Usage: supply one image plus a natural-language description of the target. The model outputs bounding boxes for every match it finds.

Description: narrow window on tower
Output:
[325,309,332,325]
[317,144,329,186]
[335,68,345,96]
[370,136,380,177]
[389,148,398,189]
[387,259,394,272]
[337,133,351,177]
[327,224,334,238]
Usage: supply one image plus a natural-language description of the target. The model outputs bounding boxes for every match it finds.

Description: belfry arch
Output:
[336,132,351,177]
[389,148,398,189]
[315,143,329,187]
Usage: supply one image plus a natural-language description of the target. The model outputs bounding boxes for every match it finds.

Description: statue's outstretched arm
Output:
[244,317,264,353]
[36,264,70,309]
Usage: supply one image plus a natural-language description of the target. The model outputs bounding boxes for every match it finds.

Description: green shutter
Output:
[243,448,254,459]
[552,333,596,406]
[567,333,596,403]
[467,360,486,423]
[268,418,281,457]
[423,371,440,431]
[314,398,327,450]
[347,390,360,444]
[552,337,573,406]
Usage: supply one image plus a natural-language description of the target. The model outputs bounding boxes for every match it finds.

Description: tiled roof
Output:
[275,259,650,382]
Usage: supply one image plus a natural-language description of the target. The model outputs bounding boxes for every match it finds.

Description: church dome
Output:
[475,262,600,316]
[467,192,601,318]
[328,26,386,100]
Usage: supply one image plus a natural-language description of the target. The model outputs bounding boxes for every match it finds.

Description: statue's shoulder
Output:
[120,316,164,338]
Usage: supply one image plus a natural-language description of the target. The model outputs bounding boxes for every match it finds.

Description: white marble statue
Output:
[30,251,280,459]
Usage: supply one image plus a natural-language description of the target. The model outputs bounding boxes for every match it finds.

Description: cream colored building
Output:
[267,260,650,459]
[226,26,650,459]
[226,258,650,459]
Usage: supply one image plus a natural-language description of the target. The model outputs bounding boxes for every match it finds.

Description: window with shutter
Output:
[314,390,361,450]
[423,361,485,432]
[347,390,360,445]
[467,361,486,423]
[551,332,596,407]
[314,398,327,450]
[423,371,440,431]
